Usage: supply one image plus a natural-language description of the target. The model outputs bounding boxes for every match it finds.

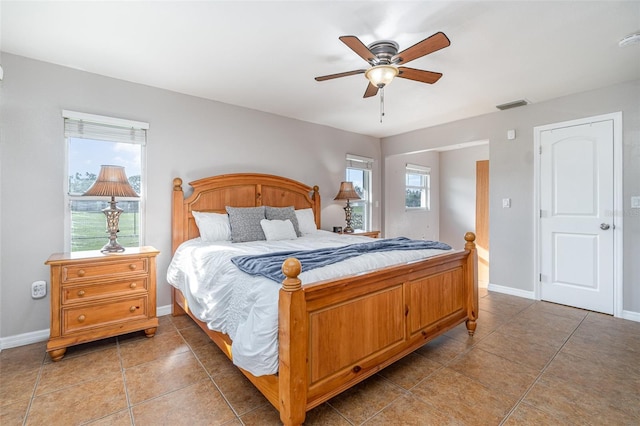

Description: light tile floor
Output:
[2,289,639,425]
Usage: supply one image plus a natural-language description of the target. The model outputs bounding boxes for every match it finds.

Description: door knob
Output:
[600,223,611,230]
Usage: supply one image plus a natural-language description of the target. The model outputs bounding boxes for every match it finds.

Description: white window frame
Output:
[346,154,373,231]
[63,110,148,251]
[405,163,430,211]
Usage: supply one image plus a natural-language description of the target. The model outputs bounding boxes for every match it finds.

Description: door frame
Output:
[533,112,623,317]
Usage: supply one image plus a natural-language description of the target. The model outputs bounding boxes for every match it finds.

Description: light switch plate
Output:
[502,198,511,208]
[632,196,640,209]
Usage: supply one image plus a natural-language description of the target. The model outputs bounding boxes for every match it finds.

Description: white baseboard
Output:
[0,329,50,350]
[486,283,537,300]
[157,304,172,317]
[621,310,640,323]
[0,304,173,351]
[486,284,640,323]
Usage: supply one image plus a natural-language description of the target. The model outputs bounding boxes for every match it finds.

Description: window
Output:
[64,111,148,252]
[405,163,430,210]
[345,154,373,231]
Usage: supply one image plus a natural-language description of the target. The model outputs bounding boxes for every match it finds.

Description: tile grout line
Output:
[129,333,232,419]
[173,321,249,423]
[346,375,410,425]
[115,336,136,426]
[497,311,590,425]
[321,401,355,426]
[21,348,48,426]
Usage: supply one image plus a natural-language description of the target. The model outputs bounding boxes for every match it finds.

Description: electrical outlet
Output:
[32,281,47,299]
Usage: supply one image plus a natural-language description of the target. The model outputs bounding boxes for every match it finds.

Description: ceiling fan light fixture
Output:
[619,31,640,47]
[365,65,398,88]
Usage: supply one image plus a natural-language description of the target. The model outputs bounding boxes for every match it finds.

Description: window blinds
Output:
[63,110,148,145]
[406,163,430,174]
[346,153,374,169]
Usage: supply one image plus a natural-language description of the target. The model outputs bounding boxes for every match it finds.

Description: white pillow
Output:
[192,211,231,241]
[260,219,297,241]
[295,208,318,235]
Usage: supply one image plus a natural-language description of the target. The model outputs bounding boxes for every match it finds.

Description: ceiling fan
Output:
[315,32,450,98]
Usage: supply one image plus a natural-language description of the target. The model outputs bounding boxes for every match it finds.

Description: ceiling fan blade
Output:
[315,69,366,81]
[392,32,450,65]
[397,67,443,84]
[339,35,377,64]
[363,82,379,98]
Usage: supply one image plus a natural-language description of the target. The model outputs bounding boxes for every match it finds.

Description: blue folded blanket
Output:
[231,237,451,282]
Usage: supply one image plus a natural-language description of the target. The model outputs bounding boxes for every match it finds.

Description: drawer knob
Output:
[129,306,137,313]
[77,290,85,297]
[77,314,86,323]
[129,264,137,271]
[130,282,137,289]
[77,269,86,277]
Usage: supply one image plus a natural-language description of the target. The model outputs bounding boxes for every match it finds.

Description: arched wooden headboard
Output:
[171,173,321,253]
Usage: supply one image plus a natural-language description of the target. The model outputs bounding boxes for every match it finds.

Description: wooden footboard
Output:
[278,232,478,424]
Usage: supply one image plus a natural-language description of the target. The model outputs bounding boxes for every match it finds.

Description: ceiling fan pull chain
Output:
[380,88,385,123]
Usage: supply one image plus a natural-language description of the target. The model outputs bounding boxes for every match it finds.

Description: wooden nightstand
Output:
[45,246,159,361]
[342,230,380,238]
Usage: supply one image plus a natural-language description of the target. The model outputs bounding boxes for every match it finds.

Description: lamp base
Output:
[100,197,126,254]
[344,200,355,233]
[100,240,126,253]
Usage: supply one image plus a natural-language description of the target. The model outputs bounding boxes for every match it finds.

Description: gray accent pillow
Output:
[265,206,301,237]
[226,206,266,243]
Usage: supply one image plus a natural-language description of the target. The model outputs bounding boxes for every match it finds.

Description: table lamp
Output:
[333,181,361,233]
[83,165,139,253]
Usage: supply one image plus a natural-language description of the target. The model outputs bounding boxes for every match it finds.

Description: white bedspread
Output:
[166,230,451,376]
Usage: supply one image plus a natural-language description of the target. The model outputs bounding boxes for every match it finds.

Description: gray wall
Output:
[382,79,640,314]
[0,53,381,339]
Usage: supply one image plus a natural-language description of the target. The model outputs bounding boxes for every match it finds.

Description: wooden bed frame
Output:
[171,173,478,425]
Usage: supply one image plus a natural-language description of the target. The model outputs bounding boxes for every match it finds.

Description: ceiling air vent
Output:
[496,99,529,110]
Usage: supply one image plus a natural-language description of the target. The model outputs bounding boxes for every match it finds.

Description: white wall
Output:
[439,144,489,250]
[0,53,381,340]
[382,79,640,316]
[383,151,439,240]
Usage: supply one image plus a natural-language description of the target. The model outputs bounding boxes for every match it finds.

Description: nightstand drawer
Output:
[62,278,148,304]
[63,296,148,333]
[62,258,148,283]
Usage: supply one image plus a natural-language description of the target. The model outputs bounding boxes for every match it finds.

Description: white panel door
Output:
[540,119,614,314]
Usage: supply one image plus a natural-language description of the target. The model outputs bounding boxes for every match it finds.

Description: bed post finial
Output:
[173,178,183,191]
[464,232,476,250]
[282,258,302,292]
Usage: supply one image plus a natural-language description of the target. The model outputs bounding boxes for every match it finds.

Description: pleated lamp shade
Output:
[83,165,138,198]
[333,182,361,201]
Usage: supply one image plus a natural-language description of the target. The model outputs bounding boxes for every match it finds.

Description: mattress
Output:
[166,230,451,376]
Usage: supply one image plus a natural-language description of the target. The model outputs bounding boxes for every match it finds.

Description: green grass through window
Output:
[71,211,139,252]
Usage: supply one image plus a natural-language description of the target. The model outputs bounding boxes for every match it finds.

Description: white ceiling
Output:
[2,1,639,138]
